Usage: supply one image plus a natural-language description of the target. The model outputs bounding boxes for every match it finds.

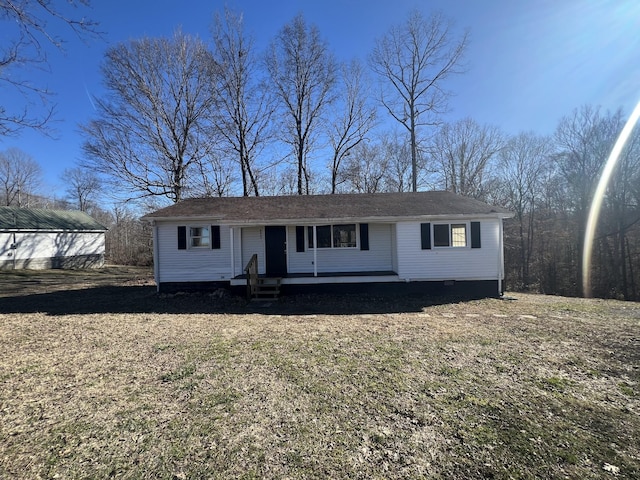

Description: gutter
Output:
[142,212,514,225]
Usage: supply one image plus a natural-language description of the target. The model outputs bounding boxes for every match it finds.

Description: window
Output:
[433,224,450,247]
[308,225,331,248]
[433,223,467,247]
[178,225,220,250]
[333,224,356,248]
[451,224,466,247]
[307,224,357,248]
[190,226,210,247]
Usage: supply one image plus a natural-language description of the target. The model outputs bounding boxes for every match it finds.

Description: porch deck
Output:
[230,271,400,286]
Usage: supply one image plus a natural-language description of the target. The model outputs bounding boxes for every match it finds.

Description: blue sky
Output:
[2,0,639,199]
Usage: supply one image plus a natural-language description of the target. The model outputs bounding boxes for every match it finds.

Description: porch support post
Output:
[230,227,235,278]
[313,225,318,277]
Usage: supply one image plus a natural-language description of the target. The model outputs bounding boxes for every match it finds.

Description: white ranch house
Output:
[143,191,513,298]
[0,207,107,270]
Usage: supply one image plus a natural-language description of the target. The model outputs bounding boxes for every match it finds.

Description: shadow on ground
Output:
[0,266,493,315]
[0,285,477,316]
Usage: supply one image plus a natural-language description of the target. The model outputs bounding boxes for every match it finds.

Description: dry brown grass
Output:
[1,270,639,479]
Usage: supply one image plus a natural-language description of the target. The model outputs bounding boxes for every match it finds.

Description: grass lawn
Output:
[0,267,639,479]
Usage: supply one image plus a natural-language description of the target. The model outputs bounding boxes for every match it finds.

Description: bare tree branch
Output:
[61,165,102,211]
[0,0,100,136]
[370,10,468,191]
[0,147,43,205]
[266,13,337,194]
[328,60,377,193]
[430,118,505,200]
[210,8,275,196]
[81,31,218,203]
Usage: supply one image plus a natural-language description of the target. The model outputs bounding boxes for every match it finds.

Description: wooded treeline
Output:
[2,6,639,300]
[3,102,639,300]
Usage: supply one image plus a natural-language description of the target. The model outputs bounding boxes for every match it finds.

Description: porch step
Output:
[250,277,282,299]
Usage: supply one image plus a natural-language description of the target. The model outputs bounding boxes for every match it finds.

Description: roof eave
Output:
[143,211,513,225]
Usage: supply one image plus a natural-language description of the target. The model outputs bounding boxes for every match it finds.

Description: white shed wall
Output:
[396,218,502,281]
[1,231,104,269]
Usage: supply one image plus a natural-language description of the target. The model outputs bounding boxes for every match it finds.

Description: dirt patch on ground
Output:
[1,269,639,479]
[0,265,155,295]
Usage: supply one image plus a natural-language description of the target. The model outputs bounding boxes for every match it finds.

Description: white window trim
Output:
[432,222,469,248]
[307,224,359,249]
[189,225,210,249]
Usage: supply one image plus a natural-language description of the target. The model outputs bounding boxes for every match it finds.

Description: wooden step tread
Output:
[248,277,282,299]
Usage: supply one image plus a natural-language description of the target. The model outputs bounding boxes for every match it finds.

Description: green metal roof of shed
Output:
[0,207,107,231]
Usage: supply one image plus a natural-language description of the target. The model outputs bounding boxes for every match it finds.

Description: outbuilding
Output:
[143,191,513,298]
[0,207,108,270]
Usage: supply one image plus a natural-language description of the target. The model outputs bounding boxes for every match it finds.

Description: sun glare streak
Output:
[582,99,640,297]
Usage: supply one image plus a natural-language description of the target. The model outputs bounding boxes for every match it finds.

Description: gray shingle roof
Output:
[144,191,512,224]
[0,207,108,231]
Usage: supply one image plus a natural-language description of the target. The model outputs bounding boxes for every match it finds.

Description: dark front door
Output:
[265,226,287,276]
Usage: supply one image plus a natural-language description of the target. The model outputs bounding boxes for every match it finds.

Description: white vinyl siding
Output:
[1,231,104,268]
[156,222,231,283]
[288,223,394,273]
[152,218,503,285]
[241,227,266,275]
[396,219,501,280]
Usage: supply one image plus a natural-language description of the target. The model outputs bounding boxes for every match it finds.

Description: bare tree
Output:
[266,13,337,194]
[370,10,468,192]
[554,105,614,294]
[498,132,553,289]
[585,109,640,300]
[0,0,99,136]
[81,31,218,203]
[105,205,152,266]
[211,8,274,196]
[0,147,42,205]
[61,166,101,211]
[380,131,414,192]
[342,141,389,193]
[191,153,235,198]
[430,118,504,199]
[253,166,297,196]
[328,60,377,193]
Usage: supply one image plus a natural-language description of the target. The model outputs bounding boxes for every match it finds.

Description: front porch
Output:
[231,269,404,299]
[230,270,400,287]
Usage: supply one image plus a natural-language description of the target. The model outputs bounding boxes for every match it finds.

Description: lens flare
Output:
[582,99,640,297]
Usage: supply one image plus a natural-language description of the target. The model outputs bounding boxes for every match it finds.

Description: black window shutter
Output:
[307,226,313,249]
[471,221,481,248]
[420,223,431,249]
[177,226,187,250]
[359,223,369,250]
[211,225,221,249]
[296,226,305,252]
